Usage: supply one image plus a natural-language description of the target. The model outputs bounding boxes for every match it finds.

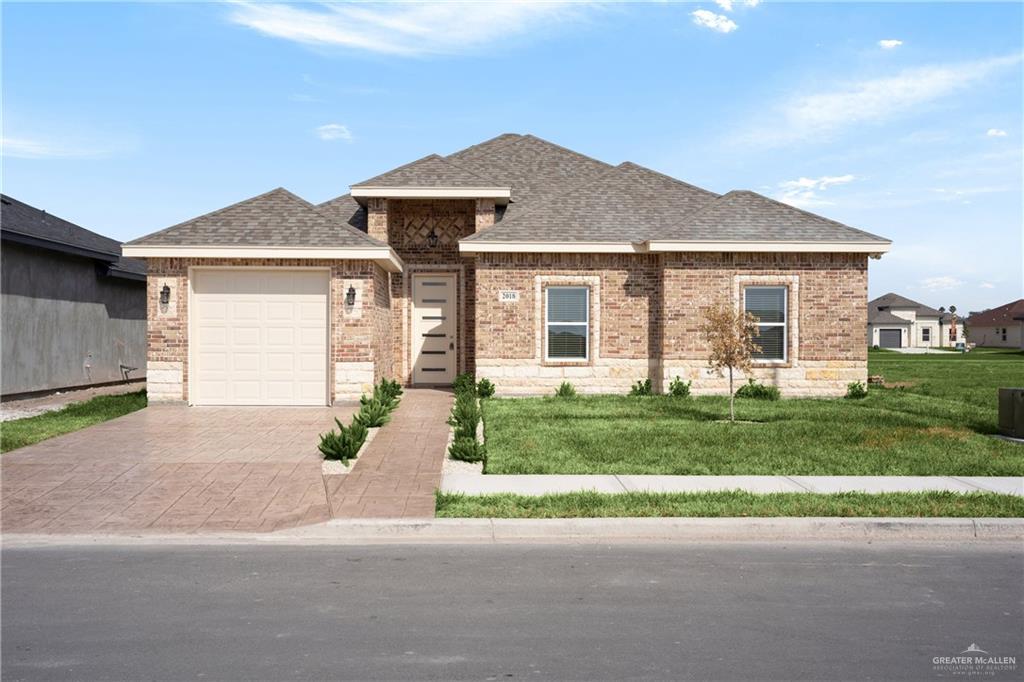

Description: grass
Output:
[1,390,148,452]
[435,490,1024,518]
[480,348,1024,476]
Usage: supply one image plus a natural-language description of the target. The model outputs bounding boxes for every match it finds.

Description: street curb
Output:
[3,517,1022,547]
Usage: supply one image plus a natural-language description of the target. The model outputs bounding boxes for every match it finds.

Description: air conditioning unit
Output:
[998,388,1024,439]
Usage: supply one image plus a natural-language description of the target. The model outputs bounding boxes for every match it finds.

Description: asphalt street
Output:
[2,542,1021,680]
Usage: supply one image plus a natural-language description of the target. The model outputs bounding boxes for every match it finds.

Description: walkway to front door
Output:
[325,388,453,518]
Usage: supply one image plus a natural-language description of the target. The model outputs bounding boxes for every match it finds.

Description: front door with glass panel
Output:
[412,274,457,384]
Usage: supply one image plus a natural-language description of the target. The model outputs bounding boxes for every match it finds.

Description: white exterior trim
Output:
[647,240,891,254]
[462,241,644,254]
[460,240,891,255]
[123,245,404,272]
[351,186,511,202]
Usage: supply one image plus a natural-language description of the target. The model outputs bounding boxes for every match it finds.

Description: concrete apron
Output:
[4,516,1022,546]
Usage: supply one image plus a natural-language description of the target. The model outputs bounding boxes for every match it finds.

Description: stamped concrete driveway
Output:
[1,405,358,534]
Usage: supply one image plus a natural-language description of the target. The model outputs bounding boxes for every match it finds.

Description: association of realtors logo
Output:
[932,643,1017,676]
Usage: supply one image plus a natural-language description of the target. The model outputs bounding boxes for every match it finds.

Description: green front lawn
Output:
[436,490,1024,518]
[1,390,148,452]
[480,350,1024,476]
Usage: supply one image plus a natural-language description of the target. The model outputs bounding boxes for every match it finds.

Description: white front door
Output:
[191,269,329,405]
[412,273,457,385]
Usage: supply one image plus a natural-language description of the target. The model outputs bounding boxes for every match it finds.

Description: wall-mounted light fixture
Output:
[427,228,439,248]
[345,285,357,306]
[159,284,171,306]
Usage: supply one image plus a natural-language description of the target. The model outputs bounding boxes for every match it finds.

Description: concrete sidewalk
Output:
[440,474,1024,496]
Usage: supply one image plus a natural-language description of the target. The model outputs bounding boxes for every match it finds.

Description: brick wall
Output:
[473,251,868,396]
[385,199,480,383]
[144,257,385,403]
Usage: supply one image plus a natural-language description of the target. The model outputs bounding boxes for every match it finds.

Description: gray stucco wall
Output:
[1,242,147,396]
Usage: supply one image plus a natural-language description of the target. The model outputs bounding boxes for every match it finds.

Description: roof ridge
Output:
[303,196,387,247]
[445,133,523,160]
[724,189,890,243]
[616,161,720,198]
[352,152,501,188]
[126,187,293,245]
[518,133,616,169]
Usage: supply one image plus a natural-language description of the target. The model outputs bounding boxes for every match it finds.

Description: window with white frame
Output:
[546,287,589,360]
[922,328,931,342]
[744,286,787,361]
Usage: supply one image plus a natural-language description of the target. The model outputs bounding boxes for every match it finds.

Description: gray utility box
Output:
[998,388,1024,438]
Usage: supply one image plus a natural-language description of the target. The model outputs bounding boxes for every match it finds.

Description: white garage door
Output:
[191,269,329,406]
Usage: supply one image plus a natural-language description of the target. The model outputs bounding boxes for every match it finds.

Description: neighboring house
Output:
[123,133,891,404]
[867,293,962,348]
[1,194,147,397]
[966,299,1024,348]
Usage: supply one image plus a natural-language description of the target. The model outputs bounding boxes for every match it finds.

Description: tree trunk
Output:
[728,366,735,422]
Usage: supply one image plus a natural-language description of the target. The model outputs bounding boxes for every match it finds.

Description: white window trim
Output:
[744,285,788,363]
[922,328,931,342]
[545,286,590,362]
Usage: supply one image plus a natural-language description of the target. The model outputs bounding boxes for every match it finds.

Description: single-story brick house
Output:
[123,134,891,404]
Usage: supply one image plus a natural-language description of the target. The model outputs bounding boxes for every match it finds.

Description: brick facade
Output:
[473,251,868,396]
[145,257,389,404]
[144,231,869,402]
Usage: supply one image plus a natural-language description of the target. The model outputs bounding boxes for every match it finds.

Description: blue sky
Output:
[3,1,1021,313]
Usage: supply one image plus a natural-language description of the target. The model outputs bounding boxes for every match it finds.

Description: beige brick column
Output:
[367,198,388,242]
[474,199,495,233]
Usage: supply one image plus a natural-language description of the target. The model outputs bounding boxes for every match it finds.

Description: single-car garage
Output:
[191,268,329,406]
[878,329,902,349]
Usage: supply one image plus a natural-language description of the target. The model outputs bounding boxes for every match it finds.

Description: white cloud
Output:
[986,128,1008,137]
[316,124,353,141]
[736,53,1022,147]
[919,276,964,291]
[1,135,123,159]
[691,9,738,33]
[714,0,734,11]
[228,1,591,57]
[980,282,996,289]
[878,39,903,50]
[744,0,761,6]
[776,174,856,207]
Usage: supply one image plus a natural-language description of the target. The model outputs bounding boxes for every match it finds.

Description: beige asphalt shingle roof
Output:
[133,133,891,249]
[128,187,385,248]
[351,154,502,188]
[461,161,720,243]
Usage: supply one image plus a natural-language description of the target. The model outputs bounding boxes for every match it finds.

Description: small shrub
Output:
[364,385,398,412]
[555,381,577,398]
[453,372,477,395]
[318,417,368,462]
[448,390,481,440]
[845,381,868,399]
[668,376,692,398]
[629,378,653,396]
[378,378,403,403]
[734,378,780,401]
[476,377,496,399]
[448,436,485,463]
[355,398,391,428]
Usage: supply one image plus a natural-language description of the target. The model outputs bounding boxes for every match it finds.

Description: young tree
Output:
[700,304,761,422]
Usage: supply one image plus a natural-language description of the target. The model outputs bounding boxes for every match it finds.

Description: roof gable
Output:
[127,187,385,248]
